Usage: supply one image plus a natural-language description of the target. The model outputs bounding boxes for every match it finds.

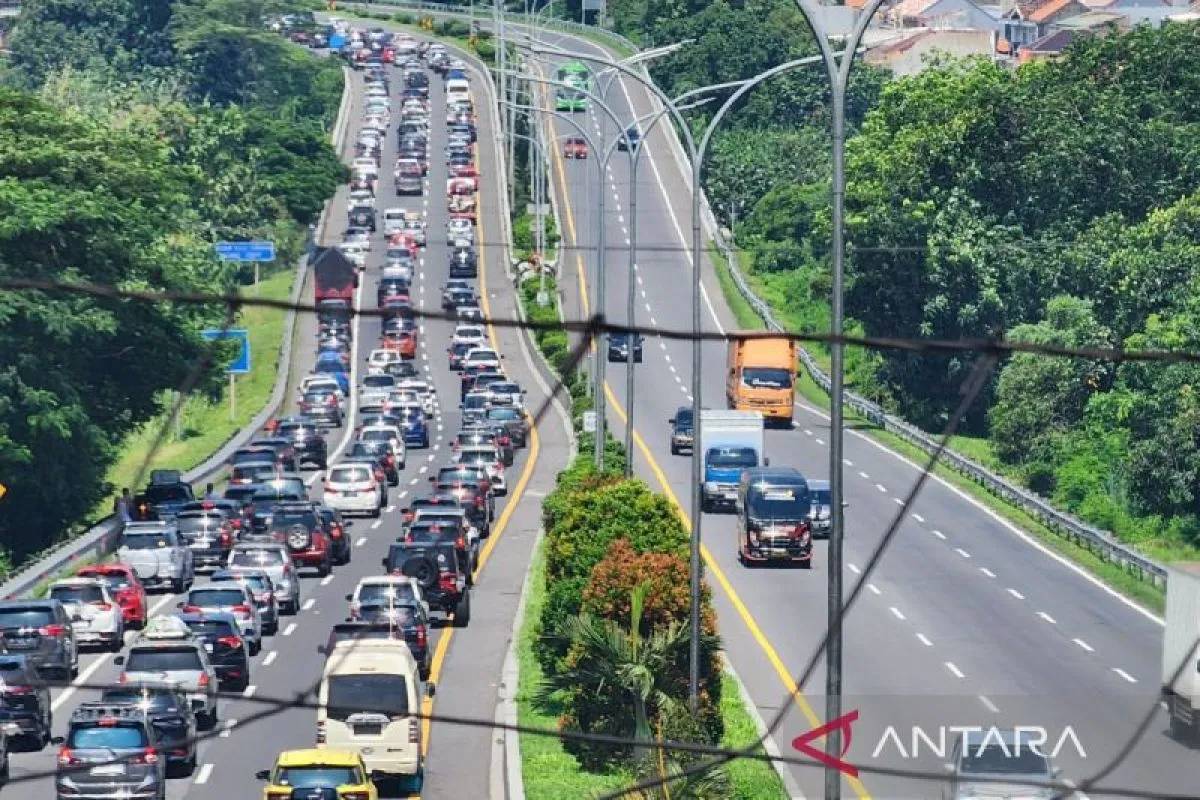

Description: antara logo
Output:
[792,712,1087,777]
[872,725,1087,760]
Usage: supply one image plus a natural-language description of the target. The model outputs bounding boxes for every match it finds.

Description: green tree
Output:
[989,297,1112,471]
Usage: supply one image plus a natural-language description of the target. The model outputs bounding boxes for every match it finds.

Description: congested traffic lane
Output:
[529,29,1198,799]
[10,32,570,800]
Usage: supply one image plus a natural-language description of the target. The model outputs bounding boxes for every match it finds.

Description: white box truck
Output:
[699,410,765,513]
[1163,562,1200,740]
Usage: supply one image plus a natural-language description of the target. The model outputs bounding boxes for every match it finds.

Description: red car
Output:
[382,330,417,359]
[76,563,148,628]
[563,137,589,159]
[382,47,396,63]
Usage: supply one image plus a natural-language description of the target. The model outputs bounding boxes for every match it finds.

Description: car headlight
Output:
[703,481,719,494]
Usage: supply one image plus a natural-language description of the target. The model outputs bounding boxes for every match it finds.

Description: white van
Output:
[446,79,471,106]
[317,638,429,793]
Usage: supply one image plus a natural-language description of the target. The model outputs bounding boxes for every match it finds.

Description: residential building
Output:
[997,0,1089,55]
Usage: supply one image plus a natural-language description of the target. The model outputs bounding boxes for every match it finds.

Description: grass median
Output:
[94,269,295,509]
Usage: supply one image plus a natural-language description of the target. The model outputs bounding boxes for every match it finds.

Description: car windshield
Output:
[145,485,190,503]
[463,396,488,409]
[674,409,694,428]
[176,516,223,533]
[88,571,133,591]
[101,688,182,713]
[230,549,285,567]
[275,766,362,788]
[811,488,832,506]
[189,589,246,607]
[358,605,417,626]
[358,583,414,604]
[741,367,793,389]
[68,725,148,750]
[487,408,518,421]
[360,430,393,442]
[325,673,409,721]
[363,375,394,388]
[122,532,170,550]
[183,620,237,637]
[960,744,1050,776]
[49,585,104,605]
[460,451,492,464]
[747,485,810,521]
[330,467,371,483]
[707,448,758,468]
[0,608,54,628]
[126,647,202,672]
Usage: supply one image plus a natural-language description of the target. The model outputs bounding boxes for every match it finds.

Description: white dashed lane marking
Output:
[1112,668,1138,684]
[1008,588,1025,600]
[194,764,214,785]
[302,598,316,612]
[282,623,297,637]
[356,536,367,547]
[1074,638,1094,652]
[945,662,966,679]
[916,633,933,647]
[262,651,277,667]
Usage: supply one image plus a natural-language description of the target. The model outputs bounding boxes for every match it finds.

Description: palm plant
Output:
[540,583,692,761]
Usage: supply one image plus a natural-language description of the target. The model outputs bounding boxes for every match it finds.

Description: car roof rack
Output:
[70,702,149,723]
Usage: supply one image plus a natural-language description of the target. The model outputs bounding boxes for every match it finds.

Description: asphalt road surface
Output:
[8,33,572,800]
[523,24,1200,800]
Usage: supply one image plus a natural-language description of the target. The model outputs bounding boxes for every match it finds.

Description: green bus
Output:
[555,87,587,112]
[555,61,589,111]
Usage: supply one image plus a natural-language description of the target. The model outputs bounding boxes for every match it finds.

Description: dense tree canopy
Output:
[0,0,342,566]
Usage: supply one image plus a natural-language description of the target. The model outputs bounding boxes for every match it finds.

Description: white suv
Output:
[324,464,384,518]
[48,578,123,652]
[345,576,428,619]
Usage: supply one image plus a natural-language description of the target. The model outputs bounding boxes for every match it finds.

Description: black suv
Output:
[314,504,352,566]
[324,601,432,679]
[55,703,166,800]
[606,331,644,363]
[134,469,195,521]
[178,612,252,691]
[100,684,197,776]
[274,418,329,470]
[0,653,52,749]
[668,406,694,455]
[382,543,471,627]
[0,600,77,680]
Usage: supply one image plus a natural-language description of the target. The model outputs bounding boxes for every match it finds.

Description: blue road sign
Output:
[215,241,276,262]
[200,328,251,374]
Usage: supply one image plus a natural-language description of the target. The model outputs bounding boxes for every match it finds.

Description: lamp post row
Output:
[495,2,885,795]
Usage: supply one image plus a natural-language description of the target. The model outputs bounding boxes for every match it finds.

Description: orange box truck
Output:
[726,333,795,426]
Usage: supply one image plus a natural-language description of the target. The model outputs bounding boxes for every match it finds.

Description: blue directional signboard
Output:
[200,328,251,374]
[215,241,276,262]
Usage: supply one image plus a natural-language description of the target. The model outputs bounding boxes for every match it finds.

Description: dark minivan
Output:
[735,467,812,567]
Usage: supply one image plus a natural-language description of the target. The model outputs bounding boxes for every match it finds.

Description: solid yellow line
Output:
[562,175,870,797]
[420,107,544,764]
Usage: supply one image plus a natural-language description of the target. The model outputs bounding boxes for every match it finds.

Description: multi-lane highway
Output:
[9,30,571,800]
[520,25,1200,799]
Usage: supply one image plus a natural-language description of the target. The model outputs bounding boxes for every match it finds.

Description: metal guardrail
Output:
[0,67,356,601]
[705,185,1168,587]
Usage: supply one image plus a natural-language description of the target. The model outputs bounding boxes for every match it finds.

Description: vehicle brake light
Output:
[40,624,66,637]
[456,536,466,550]
[232,604,252,616]
[216,635,243,650]
[343,792,372,800]
[474,496,485,510]
[90,602,113,611]
[57,747,80,766]
[198,673,210,688]
[181,604,201,614]
[219,532,232,548]
[438,574,456,592]
[331,528,342,539]
[2,685,32,696]
[129,747,159,766]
